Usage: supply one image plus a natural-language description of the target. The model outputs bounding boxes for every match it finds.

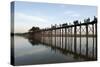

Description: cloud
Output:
[15,12,48,23]
[14,12,50,33]
[71,14,80,17]
[60,5,66,8]
[64,11,74,15]
[64,11,80,17]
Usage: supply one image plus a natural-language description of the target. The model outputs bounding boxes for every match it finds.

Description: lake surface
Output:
[13,36,96,65]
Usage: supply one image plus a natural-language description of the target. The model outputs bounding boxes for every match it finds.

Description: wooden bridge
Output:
[29,17,97,60]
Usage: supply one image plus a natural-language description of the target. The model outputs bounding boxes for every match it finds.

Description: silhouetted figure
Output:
[62,23,68,27]
[84,18,90,23]
[87,18,90,22]
[51,26,55,29]
[69,23,72,25]
[73,20,79,25]
[93,16,97,23]
[59,24,62,27]
[51,25,56,29]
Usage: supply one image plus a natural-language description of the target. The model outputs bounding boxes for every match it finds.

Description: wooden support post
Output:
[86,24,88,56]
[74,22,77,53]
[49,30,51,45]
[92,24,94,58]
[43,30,45,43]
[95,22,97,59]
[62,28,63,48]
[43,30,44,42]
[41,31,43,42]
[65,28,67,50]
[48,31,49,44]
[60,25,61,48]
[55,24,56,47]
[66,28,68,50]
[56,29,58,47]
[51,29,52,46]
[42,31,44,43]
[67,28,69,50]
[80,22,81,54]
[71,27,72,51]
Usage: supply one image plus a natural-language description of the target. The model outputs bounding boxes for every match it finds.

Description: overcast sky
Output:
[13,1,97,33]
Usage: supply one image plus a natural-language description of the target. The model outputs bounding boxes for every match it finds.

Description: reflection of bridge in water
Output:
[29,17,97,60]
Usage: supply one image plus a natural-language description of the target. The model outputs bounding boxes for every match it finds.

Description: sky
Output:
[12,1,97,33]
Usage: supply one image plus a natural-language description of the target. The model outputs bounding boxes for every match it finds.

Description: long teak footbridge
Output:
[29,17,97,60]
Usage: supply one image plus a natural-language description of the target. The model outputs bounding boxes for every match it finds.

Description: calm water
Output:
[13,36,96,65]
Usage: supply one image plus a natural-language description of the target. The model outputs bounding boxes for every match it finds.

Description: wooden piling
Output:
[55,24,56,47]
[65,28,67,50]
[80,22,82,54]
[51,26,52,45]
[92,24,94,58]
[68,28,69,50]
[62,28,63,48]
[95,22,97,59]
[66,28,68,50]
[60,25,61,48]
[71,27,72,51]
[86,24,88,56]
[74,23,77,53]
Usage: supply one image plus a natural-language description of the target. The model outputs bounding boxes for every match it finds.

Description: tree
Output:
[29,26,40,32]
